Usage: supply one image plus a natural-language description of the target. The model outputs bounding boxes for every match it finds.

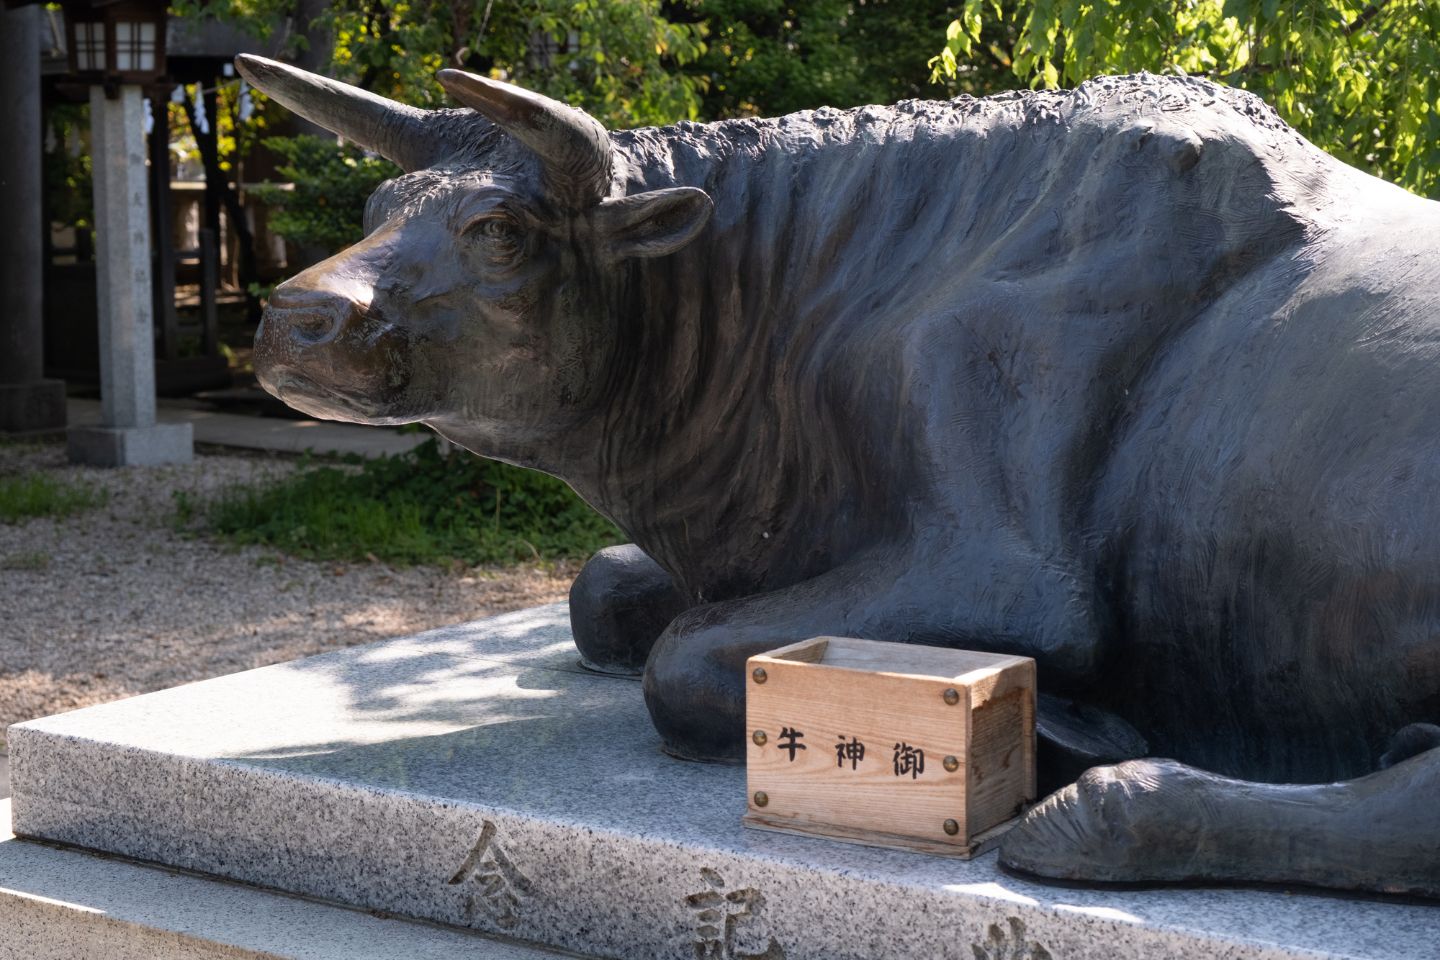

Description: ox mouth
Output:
[266,369,314,394]
[265,370,372,422]
[262,368,416,425]
[266,370,331,405]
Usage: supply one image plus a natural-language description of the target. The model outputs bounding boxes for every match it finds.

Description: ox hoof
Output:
[642,613,775,764]
[1000,759,1216,884]
[642,651,746,763]
[570,545,689,675]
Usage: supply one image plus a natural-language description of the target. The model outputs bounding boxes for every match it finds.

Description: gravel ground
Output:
[0,442,575,742]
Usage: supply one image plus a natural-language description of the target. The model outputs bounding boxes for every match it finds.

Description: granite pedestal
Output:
[8,605,1438,959]
[0,799,579,959]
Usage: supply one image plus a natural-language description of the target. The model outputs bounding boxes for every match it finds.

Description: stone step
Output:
[0,799,581,959]
[7,605,1436,960]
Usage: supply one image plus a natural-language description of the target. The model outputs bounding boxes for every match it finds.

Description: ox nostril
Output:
[262,295,354,348]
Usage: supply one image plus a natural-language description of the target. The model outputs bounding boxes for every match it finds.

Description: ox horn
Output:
[234,55,450,173]
[436,69,612,207]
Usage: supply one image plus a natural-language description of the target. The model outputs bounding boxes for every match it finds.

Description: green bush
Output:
[202,439,623,566]
[0,473,107,524]
[252,135,400,253]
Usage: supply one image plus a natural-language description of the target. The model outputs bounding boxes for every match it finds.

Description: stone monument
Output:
[235,53,1440,899]
[65,81,194,466]
[59,0,192,466]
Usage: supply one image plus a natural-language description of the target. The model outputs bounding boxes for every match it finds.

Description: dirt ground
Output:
[0,442,575,740]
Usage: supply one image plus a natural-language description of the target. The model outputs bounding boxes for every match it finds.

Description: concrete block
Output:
[0,380,66,434]
[10,605,1438,960]
[67,421,193,467]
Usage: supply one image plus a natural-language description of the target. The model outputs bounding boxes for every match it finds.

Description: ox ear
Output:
[592,187,713,260]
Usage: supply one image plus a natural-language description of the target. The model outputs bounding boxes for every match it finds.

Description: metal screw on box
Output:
[943,755,960,772]
[942,687,960,705]
[753,791,769,807]
[943,819,960,836]
[752,667,768,684]
[752,730,768,746]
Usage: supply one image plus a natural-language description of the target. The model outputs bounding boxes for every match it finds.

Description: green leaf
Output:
[963,0,986,41]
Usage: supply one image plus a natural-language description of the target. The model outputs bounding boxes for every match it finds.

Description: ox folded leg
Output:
[643,608,833,763]
[640,558,1131,767]
[570,544,690,675]
[1000,732,1440,898]
[642,565,889,762]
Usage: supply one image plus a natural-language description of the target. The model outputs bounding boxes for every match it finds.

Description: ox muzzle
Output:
[253,266,414,424]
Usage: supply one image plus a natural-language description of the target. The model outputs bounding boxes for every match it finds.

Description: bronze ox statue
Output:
[236,53,1440,899]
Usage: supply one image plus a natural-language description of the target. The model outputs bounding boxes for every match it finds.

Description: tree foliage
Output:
[439,0,707,126]
[933,1,1440,197]
[42,103,93,231]
[250,136,399,253]
[683,0,992,118]
[176,0,708,126]
[196,0,978,249]
[175,0,711,248]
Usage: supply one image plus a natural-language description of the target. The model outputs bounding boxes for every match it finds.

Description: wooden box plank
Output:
[743,637,1035,857]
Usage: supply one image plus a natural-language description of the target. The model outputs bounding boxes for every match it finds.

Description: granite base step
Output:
[0,799,579,959]
[8,605,1438,960]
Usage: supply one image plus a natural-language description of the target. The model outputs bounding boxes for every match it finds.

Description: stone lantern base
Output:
[0,380,66,435]
[67,421,193,467]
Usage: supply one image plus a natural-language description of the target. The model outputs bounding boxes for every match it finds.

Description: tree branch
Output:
[1345,2,1388,36]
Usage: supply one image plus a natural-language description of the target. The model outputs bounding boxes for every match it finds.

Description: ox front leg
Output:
[642,568,871,762]
[1000,724,1440,899]
[570,545,690,675]
[639,556,1143,769]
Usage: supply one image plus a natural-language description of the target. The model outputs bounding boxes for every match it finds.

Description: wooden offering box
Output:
[743,637,1035,857]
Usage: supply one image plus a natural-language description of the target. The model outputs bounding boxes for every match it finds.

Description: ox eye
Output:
[464,214,522,261]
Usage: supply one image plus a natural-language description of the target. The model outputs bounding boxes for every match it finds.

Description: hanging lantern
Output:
[59,0,168,86]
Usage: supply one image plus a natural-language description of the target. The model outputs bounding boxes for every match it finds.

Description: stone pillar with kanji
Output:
[67,83,191,465]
